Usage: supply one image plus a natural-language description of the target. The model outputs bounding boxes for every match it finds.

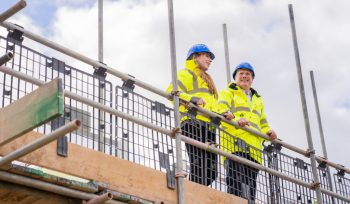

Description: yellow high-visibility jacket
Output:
[218,83,270,164]
[166,59,218,122]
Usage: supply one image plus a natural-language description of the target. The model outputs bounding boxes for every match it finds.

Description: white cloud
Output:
[1,0,349,170]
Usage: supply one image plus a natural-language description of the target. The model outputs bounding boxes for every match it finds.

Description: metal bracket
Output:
[3,88,11,95]
[50,58,67,75]
[337,167,345,177]
[187,107,198,117]
[93,66,107,79]
[272,142,282,151]
[210,116,221,126]
[159,152,175,189]
[51,117,68,157]
[263,144,274,153]
[122,75,135,91]
[294,158,307,170]
[7,26,24,44]
[123,132,128,138]
[152,101,169,115]
[57,136,68,157]
[317,160,327,170]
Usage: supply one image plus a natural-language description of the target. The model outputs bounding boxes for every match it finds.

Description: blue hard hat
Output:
[232,62,255,79]
[186,44,215,60]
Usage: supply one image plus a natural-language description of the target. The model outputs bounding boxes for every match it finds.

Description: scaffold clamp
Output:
[170,90,180,98]
[311,181,321,190]
[306,148,315,157]
[170,127,181,138]
[175,172,187,178]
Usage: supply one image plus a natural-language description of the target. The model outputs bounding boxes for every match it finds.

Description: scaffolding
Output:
[0,1,350,204]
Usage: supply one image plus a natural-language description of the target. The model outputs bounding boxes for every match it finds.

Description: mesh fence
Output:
[0,33,349,203]
[335,173,350,204]
[0,35,113,153]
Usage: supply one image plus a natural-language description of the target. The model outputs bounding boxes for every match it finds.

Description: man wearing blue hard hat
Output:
[166,44,218,186]
[218,62,277,202]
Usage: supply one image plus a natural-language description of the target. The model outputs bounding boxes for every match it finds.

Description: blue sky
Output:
[1,0,349,171]
[2,0,96,32]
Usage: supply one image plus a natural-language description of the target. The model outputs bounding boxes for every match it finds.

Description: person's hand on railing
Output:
[267,129,277,140]
[190,96,206,107]
[222,111,234,120]
[237,118,249,127]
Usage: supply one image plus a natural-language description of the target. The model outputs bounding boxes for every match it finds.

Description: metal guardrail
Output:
[0,36,113,153]
[1,34,350,203]
[1,20,349,177]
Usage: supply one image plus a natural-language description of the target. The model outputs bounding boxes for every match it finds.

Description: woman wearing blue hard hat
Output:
[166,44,218,186]
[218,62,277,201]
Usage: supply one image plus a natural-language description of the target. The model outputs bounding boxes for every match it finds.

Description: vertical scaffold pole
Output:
[167,0,184,203]
[288,4,323,203]
[97,0,105,153]
[98,0,103,62]
[310,70,335,203]
[222,23,231,84]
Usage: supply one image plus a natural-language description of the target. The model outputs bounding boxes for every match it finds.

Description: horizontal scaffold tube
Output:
[0,171,124,204]
[85,192,113,204]
[0,120,81,167]
[0,52,14,66]
[0,65,173,136]
[0,0,26,23]
[0,21,168,99]
[0,22,347,175]
[1,65,349,203]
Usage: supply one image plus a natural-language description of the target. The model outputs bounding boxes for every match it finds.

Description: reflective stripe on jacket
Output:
[166,59,218,122]
[218,83,270,163]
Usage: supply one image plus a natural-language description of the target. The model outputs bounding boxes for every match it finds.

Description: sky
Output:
[1,0,349,170]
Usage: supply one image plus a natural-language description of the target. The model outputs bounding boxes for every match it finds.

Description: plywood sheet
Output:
[0,78,63,146]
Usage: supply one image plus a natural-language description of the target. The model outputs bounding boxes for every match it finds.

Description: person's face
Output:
[235,69,253,91]
[194,52,212,71]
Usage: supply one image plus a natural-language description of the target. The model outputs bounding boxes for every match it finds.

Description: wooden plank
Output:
[0,78,64,146]
[0,131,247,204]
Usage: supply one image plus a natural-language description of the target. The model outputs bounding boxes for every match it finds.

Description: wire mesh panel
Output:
[261,144,338,204]
[181,118,222,189]
[0,35,113,153]
[219,126,271,203]
[114,86,176,172]
[335,173,350,204]
[218,127,341,204]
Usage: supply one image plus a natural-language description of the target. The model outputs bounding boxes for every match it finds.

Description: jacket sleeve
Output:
[166,70,193,102]
[217,90,232,114]
[260,105,271,135]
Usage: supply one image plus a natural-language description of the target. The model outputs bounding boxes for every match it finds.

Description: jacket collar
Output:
[185,59,200,75]
[228,82,260,97]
